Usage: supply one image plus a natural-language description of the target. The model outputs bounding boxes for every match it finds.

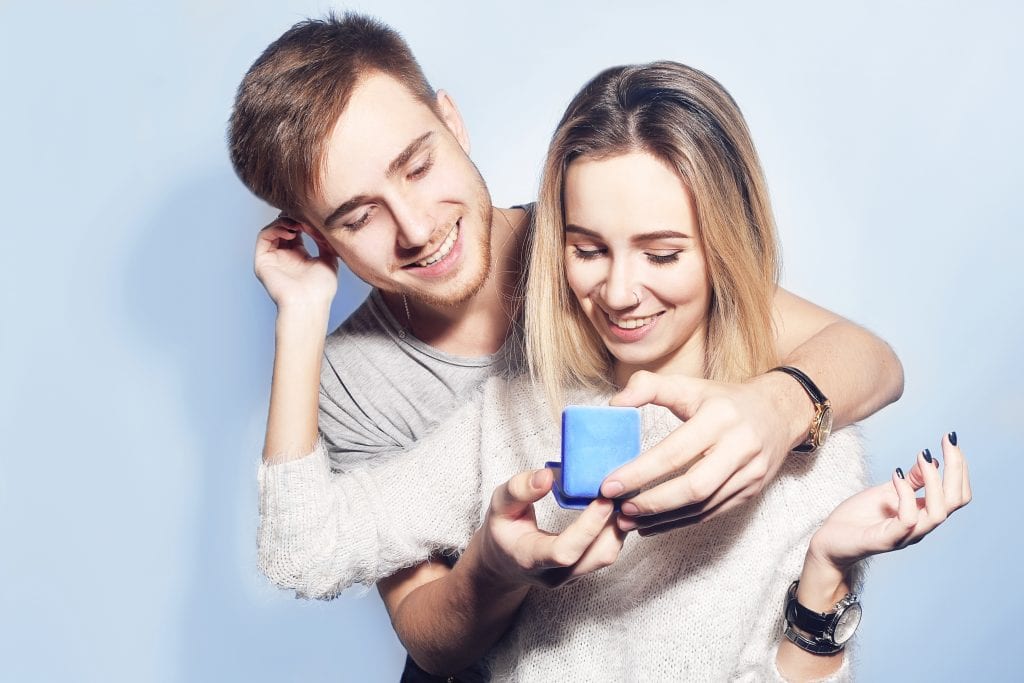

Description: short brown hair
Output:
[228,12,436,218]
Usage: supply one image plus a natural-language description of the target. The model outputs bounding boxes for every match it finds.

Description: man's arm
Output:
[602,287,904,533]
[255,219,339,464]
[769,287,904,434]
[379,470,625,676]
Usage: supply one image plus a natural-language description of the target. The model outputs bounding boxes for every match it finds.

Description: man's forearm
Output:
[764,319,904,448]
[388,534,529,675]
[768,288,903,447]
[263,303,330,464]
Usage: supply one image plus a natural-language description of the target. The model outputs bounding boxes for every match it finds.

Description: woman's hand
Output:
[254,215,339,310]
[470,468,627,592]
[808,433,972,575]
[602,371,793,534]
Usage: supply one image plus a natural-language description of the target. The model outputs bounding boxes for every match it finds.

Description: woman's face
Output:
[563,151,711,380]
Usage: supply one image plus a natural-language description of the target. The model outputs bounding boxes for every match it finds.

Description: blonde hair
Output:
[525,61,780,413]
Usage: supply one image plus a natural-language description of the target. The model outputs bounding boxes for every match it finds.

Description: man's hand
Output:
[600,370,806,535]
[254,216,339,310]
[472,468,626,591]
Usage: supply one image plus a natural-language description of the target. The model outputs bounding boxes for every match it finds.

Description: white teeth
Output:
[609,313,659,329]
[414,223,459,267]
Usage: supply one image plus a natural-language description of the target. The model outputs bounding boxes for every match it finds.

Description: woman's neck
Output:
[611,332,707,388]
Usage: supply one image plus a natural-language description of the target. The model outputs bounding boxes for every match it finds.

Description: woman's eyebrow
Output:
[564,224,600,238]
[564,224,691,241]
[633,230,691,241]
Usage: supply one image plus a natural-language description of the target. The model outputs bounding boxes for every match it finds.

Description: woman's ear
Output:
[435,89,471,154]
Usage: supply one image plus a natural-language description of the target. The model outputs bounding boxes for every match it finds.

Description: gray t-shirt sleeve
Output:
[317,290,505,468]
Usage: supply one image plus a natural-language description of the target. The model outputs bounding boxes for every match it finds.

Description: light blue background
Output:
[2,1,1021,680]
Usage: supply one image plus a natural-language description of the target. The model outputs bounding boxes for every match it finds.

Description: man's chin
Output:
[406,267,490,309]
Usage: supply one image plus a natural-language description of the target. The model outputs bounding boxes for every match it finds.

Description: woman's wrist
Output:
[455,531,529,598]
[797,548,851,612]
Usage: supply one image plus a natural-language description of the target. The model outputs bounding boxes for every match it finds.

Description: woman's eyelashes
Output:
[571,245,605,260]
[646,251,681,265]
[570,245,682,265]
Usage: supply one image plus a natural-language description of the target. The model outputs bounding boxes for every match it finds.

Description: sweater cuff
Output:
[768,641,853,683]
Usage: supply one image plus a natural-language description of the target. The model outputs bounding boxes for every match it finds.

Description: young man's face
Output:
[304,72,493,309]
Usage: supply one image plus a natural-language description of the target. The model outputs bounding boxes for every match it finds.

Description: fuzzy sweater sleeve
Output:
[257,397,484,599]
[733,427,867,682]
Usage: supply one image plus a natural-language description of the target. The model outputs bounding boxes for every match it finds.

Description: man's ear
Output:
[435,89,471,154]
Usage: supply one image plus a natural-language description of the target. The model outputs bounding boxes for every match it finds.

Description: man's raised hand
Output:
[254,215,339,309]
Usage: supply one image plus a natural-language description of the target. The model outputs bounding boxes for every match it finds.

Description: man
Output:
[229,12,904,679]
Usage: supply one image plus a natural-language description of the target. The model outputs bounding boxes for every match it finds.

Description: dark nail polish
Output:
[933,457,940,468]
[896,467,905,479]
[949,431,958,446]
[922,448,932,464]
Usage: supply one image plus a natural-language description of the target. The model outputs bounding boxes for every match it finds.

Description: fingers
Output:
[609,371,703,415]
[891,469,920,533]
[940,432,971,511]
[617,441,750,521]
[525,498,615,571]
[490,469,552,519]
[560,512,626,580]
[600,418,714,499]
[917,448,948,530]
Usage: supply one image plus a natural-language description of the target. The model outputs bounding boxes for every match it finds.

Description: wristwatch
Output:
[783,580,861,655]
[770,366,833,453]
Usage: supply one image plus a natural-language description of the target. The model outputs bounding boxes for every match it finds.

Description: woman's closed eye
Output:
[572,245,606,260]
[646,250,682,265]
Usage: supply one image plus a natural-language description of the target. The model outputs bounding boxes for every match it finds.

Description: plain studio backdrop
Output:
[1,1,1020,680]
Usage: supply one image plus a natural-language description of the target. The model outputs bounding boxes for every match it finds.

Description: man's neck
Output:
[383,206,527,358]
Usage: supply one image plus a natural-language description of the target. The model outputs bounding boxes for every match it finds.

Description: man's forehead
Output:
[320,73,439,188]
[333,72,436,146]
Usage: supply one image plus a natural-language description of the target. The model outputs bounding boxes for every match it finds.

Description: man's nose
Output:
[391,200,435,250]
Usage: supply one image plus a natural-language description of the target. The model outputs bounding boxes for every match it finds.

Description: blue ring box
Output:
[546,405,641,509]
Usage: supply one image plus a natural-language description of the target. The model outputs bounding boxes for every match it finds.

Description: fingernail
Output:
[922,448,932,464]
[531,470,545,488]
[933,456,940,468]
[949,431,958,446]
[603,481,624,497]
[621,502,639,516]
[896,467,905,479]
[618,517,638,531]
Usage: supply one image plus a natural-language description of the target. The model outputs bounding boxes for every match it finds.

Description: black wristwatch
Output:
[770,366,833,453]
[783,580,861,655]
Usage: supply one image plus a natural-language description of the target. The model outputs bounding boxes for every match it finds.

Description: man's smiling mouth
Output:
[409,220,460,268]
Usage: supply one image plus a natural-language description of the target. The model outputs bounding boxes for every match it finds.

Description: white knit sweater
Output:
[258,376,867,681]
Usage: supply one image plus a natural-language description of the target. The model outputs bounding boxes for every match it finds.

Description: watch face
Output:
[833,601,862,644]
[818,406,834,445]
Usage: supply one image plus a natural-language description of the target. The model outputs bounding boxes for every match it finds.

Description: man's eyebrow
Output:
[564,225,692,241]
[386,132,433,178]
[322,132,435,229]
[324,194,371,229]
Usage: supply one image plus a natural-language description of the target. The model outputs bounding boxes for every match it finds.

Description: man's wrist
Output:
[276,301,331,337]
[750,371,816,450]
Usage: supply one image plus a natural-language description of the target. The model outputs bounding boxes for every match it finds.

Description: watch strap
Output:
[785,580,830,632]
[770,366,827,405]
[784,625,843,655]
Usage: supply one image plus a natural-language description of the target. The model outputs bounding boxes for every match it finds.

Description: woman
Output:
[258,62,970,681]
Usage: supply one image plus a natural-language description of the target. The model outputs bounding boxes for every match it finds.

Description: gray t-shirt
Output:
[318,288,516,469]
